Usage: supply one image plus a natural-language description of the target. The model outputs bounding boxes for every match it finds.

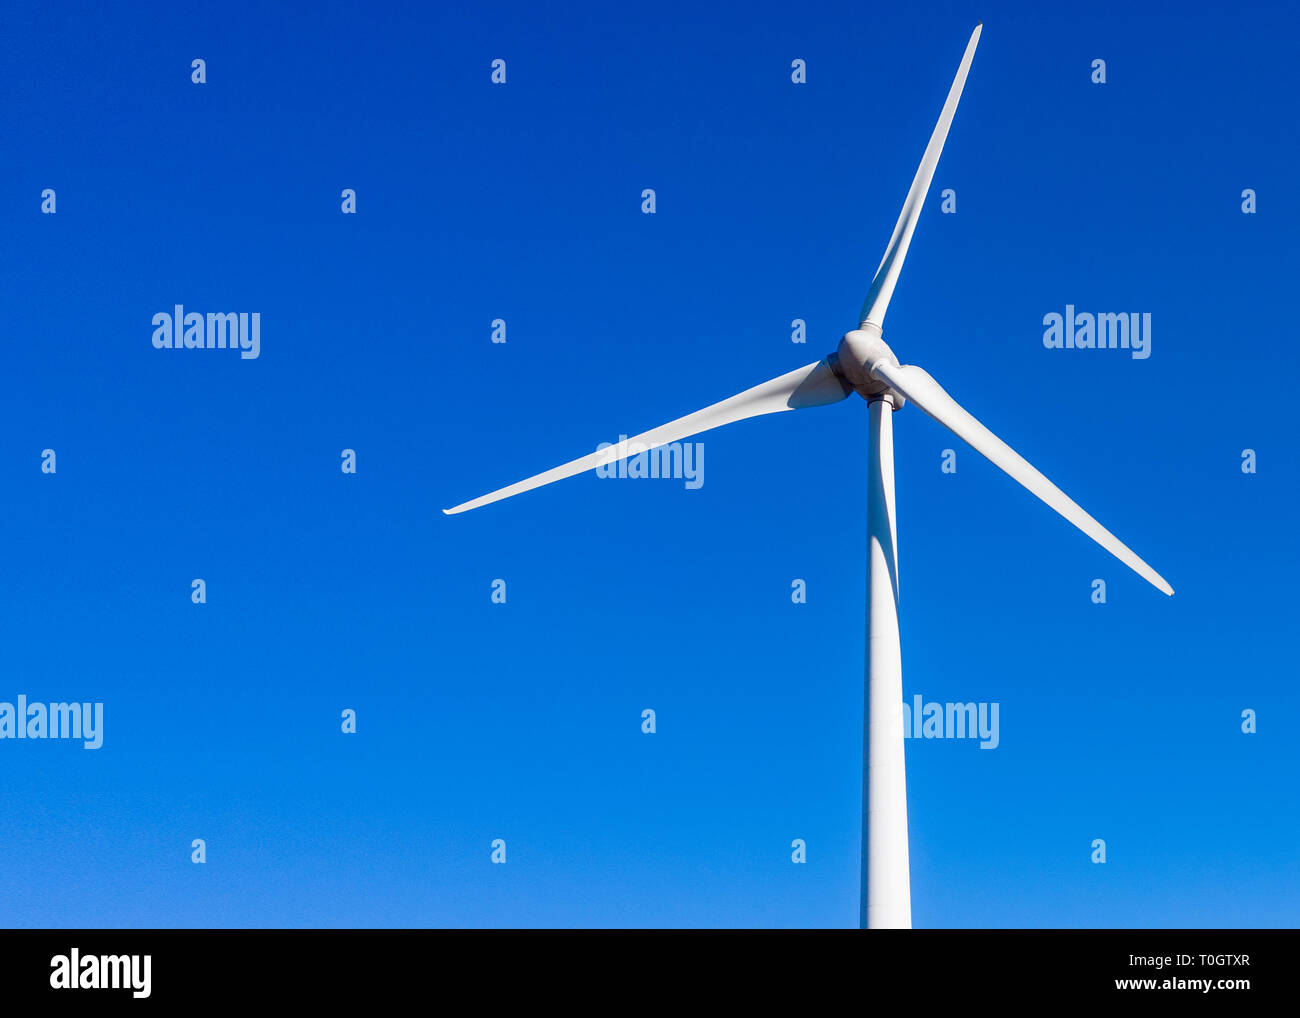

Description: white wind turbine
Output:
[445,23,1173,929]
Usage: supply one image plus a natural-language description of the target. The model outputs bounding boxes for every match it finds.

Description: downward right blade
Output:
[871,359,1174,596]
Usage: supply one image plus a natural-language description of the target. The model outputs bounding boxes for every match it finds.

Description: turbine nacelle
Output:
[835,326,906,406]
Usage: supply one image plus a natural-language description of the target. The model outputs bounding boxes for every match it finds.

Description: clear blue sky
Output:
[1,0,1296,928]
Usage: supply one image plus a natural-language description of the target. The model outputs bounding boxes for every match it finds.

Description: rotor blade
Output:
[859,23,981,330]
[870,359,1174,596]
[444,359,851,515]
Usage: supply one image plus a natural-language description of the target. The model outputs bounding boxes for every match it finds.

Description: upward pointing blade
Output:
[870,358,1174,596]
[443,358,851,515]
[859,23,982,330]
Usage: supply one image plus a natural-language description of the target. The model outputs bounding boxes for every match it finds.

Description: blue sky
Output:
[1,0,1296,928]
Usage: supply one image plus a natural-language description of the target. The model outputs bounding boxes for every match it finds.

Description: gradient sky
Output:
[1,0,1296,928]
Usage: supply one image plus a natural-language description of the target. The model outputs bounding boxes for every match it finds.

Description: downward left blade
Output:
[444,358,851,514]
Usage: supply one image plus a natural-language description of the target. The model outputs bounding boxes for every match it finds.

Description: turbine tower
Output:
[445,23,1173,929]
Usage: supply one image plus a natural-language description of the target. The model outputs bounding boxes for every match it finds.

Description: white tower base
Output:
[862,394,912,929]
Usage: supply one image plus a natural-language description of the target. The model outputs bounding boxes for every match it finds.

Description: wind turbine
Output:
[444,23,1173,929]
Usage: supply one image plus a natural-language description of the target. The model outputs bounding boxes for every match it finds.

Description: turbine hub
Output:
[836,326,906,406]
